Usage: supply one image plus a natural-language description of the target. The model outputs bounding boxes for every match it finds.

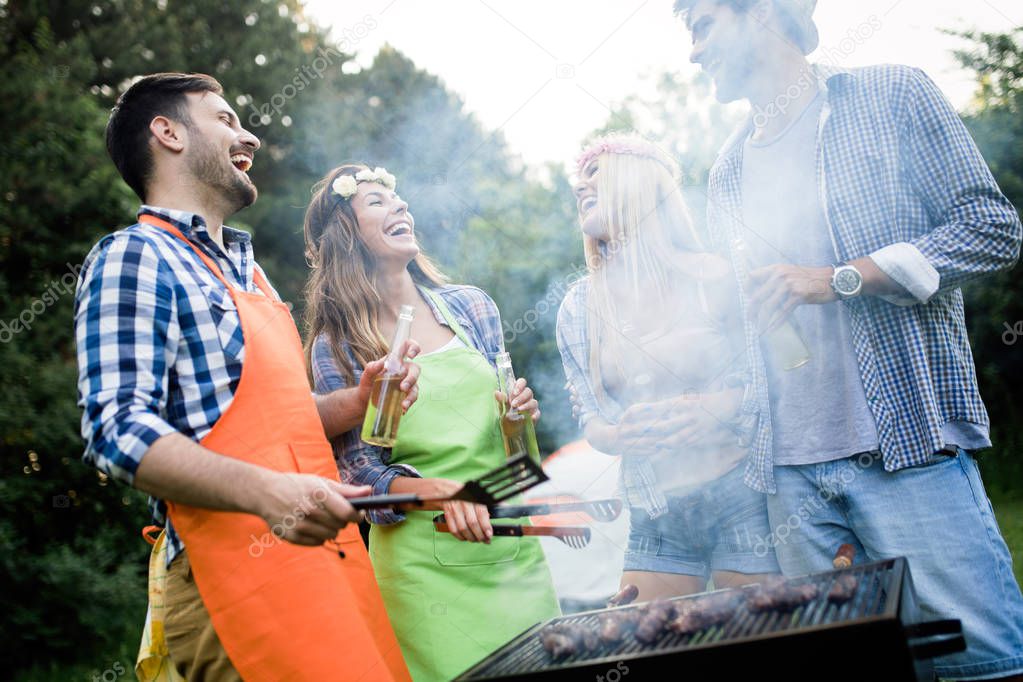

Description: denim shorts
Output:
[624,463,780,579]
[766,448,1023,680]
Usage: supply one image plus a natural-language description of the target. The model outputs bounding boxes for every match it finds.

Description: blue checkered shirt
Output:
[707,64,1021,493]
[310,284,506,525]
[75,205,277,563]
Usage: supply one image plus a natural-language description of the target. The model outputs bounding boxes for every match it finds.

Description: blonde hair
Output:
[578,135,704,408]
[302,163,448,383]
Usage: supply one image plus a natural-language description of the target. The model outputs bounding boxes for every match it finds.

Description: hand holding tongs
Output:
[348,453,548,511]
[432,515,592,549]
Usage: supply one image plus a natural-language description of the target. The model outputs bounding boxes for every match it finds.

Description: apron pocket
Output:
[433,528,520,566]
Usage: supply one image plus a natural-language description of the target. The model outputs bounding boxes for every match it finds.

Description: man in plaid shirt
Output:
[676,1,1023,678]
[75,73,419,679]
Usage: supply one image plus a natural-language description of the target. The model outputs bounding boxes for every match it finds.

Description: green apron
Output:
[369,290,560,682]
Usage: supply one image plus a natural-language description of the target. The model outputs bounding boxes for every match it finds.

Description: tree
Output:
[952,27,1023,499]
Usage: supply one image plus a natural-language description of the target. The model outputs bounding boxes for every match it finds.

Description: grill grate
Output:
[457,558,911,681]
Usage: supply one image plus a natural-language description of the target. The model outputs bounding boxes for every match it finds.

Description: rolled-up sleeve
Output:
[310,334,420,525]
[901,67,1022,296]
[75,234,179,486]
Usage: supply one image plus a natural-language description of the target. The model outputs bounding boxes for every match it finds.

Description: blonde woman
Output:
[557,134,779,601]
[303,164,559,682]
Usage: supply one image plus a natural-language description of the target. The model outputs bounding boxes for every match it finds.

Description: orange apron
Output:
[140,214,410,682]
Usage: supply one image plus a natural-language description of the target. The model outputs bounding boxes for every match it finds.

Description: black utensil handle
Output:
[906,619,966,660]
[904,619,961,639]
[432,516,525,537]
[350,493,424,510]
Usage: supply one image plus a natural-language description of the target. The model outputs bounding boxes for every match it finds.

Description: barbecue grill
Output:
[455,557,965,681]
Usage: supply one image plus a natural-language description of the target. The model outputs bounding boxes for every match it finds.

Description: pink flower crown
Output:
[575,135,677,176]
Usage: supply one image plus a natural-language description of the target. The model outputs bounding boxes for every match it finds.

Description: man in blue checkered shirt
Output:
[675,1,1023,678]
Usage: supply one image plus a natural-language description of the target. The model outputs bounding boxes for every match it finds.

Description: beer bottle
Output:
[361,304,415,447]
[495,352,541,461]
[732,238,810,371]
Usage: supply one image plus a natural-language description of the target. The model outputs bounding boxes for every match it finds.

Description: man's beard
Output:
[187,138,257,215]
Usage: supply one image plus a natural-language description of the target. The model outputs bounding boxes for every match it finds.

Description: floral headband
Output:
[575,135,677,176]
[331,166,397,200]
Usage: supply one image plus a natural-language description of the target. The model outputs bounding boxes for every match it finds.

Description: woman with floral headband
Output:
[557,134,780,600]
[303,164,559,681]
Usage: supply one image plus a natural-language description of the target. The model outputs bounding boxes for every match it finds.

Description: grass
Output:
[992,496,1023,588]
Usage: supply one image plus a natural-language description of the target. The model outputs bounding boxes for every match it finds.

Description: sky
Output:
[303,0,1020,172]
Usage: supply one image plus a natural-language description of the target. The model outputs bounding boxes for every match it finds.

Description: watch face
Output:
[835,268,861,294]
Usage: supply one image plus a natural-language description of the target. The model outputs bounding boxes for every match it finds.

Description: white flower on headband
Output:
[355,167,397,190]
[331,167,397,200]
[331,175,358,199]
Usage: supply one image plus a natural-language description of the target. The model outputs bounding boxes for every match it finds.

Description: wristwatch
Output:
[831,263,863,300]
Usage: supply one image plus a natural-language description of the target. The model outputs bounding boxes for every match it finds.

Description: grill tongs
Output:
[432,515,592,549]
[487,498,623,523]
[431,498,622,550]
[348,453,548,511]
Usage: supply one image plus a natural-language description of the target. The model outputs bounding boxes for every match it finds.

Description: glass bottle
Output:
[732,238,810,371]
[495,352,541,461]
[361,305,415,447]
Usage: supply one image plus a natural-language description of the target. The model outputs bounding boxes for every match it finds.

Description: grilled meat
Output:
[747,576,820,613]
[539,622,600,659]
[634,599,675,644]
[827,573,859,603]
[597,609,641,643]
[667,589,746,635]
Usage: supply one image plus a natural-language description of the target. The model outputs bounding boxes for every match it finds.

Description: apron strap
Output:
[141,525,163,546]
[138,214,277,300]
[420,287,475,349]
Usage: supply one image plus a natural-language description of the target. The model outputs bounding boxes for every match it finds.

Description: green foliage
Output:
[0,2,578,676]
[951,28,1023,498]
[2,1,1021,677]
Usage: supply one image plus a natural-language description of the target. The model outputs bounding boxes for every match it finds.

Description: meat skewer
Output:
[828,543,859,603]
[606,583,639,608]
[833,543,856,569]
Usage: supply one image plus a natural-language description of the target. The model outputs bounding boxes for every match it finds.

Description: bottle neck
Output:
[496,362,519,415]
[385,315,413,372]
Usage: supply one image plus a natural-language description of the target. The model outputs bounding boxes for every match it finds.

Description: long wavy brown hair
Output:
[302,163,448,383]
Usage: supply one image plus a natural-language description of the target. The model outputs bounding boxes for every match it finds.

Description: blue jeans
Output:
[765,448,1023,680]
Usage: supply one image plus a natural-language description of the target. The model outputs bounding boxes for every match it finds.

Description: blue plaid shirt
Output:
[75,206,276,563]
[310,284,505,525]
[708,64,1021,493]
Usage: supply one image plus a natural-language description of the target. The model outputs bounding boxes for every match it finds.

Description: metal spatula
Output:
[488,498,623,522]
[433,517,592,549]
[350,453,548,511]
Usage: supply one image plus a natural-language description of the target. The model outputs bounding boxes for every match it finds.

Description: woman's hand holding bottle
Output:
[358,338,422,416]
[494,376,541,423]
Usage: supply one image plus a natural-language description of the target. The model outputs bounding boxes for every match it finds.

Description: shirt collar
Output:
[717,63,856,162]
[138,205,252,245]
